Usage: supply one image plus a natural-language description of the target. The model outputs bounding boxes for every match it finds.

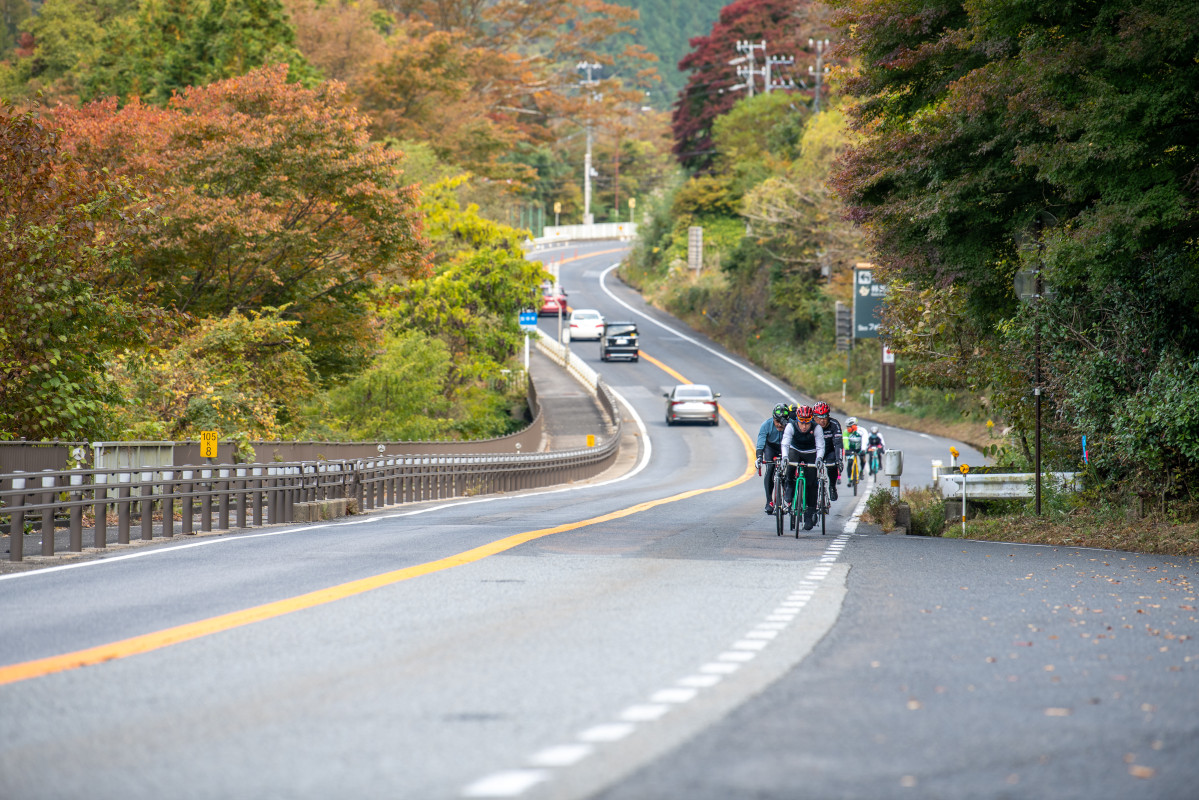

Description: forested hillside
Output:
[604,0,726,106]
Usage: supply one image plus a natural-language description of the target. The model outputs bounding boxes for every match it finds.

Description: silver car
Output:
[664,384,720,426]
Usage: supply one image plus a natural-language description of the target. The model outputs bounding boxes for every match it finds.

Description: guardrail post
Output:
[355,462,365,510]
[161,470,175,538]
[93,472,107,549]
[267,468,279,524]
[285,467,295,522]
[252,467,263,526]
[9,473,25,561]
[200,468,213,532]
[181,470,194,535]
[236,467,248,528]
[141,470,154,540]
[40,472,57,556]
[218,467,231,530]
[117,473,131,544]
[69,473,84,551]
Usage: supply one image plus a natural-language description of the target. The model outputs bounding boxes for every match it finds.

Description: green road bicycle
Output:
[868,447,882,477]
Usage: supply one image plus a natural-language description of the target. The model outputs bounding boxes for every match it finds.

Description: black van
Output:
[600,321,639,362]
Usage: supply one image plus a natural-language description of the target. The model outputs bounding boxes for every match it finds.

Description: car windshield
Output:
[675,387,712,400]
[573,311,600,320]
[606,324,637,336]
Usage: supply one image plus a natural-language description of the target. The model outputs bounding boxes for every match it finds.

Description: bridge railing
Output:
[1,435,621,562]
[527,223,638,247]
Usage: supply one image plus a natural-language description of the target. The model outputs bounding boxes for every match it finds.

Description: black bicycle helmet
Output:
[772,403,789,421]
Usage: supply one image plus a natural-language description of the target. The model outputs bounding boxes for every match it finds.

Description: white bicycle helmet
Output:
[870,426,879,434]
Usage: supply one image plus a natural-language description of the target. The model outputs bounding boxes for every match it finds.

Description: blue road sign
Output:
[519,310,538,329]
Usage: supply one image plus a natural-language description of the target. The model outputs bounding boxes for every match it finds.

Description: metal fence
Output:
[1,403,621,562]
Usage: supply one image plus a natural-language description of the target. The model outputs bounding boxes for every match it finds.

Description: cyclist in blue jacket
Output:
[755,403,791,514]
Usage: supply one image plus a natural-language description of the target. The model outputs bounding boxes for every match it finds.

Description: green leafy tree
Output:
[828,0,1199,498]
[6,0,315,104]
[0,99,157,440]
[318,330,452,441]
[108,307,318,439]
[0,0,31,57]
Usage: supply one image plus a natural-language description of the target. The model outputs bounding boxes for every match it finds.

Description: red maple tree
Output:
[672,0,833,172]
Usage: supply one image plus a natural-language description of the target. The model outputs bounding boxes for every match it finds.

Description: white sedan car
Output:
[568,308,605,340]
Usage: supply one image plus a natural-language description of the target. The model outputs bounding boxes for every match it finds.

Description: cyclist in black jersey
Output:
[781,404,825,530]
[813,402,843,502]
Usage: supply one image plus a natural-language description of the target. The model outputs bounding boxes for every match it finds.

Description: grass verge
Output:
[944,509,1199,557]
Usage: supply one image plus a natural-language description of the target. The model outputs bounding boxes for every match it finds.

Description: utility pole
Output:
[576,61,602,225]
[808,39,831,113]
[729,40,766,97]
[764,54,796,93]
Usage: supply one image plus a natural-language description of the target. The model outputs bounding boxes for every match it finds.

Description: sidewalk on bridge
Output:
[0,350,642,574]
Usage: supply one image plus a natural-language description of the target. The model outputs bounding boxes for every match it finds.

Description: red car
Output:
[539,289,568,316]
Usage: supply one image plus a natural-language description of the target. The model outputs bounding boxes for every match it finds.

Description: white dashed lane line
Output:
[460,532,853,798]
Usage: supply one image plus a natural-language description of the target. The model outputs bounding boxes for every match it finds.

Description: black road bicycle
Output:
[814,458,831,536]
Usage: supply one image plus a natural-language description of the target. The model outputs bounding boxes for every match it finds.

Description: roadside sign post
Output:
[959,464,970,535]
[881,345,896,406]
[518,310,538,370]
[200,430,219,464]
[854,263,895,406]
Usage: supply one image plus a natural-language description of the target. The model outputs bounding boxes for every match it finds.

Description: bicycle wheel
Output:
[793,470,804,539]
[819,475,829,535]
[774,476,784,537]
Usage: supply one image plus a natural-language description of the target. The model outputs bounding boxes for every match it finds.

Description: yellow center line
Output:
[0,350,756,687]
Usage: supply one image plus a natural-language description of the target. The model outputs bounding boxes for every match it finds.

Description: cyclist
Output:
[781,404,824,530]
[755,403,791,514]
[866,425,887,475]
[812,402,843,501]
[844,417,865,478]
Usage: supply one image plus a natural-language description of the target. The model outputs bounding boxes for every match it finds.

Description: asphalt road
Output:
[0,242,1195,800]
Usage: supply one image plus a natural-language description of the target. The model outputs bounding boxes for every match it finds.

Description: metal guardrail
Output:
[937,471,1082,499]
[533,327,602,393]
[1,434,622,561]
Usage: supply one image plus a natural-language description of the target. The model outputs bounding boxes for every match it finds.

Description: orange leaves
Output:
[52,66,429,379]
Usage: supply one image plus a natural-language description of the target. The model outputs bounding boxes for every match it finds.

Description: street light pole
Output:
[577,61,602,225]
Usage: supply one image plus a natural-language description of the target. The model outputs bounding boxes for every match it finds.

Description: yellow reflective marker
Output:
[0,351,756,686]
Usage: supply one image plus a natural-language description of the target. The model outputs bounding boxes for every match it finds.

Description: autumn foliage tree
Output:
[54,65,430,379]
[672,0,832,172]
[0,99,157,440]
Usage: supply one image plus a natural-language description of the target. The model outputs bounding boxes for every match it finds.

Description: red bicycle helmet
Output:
[813,401,830,416]
[796,405,814,422]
